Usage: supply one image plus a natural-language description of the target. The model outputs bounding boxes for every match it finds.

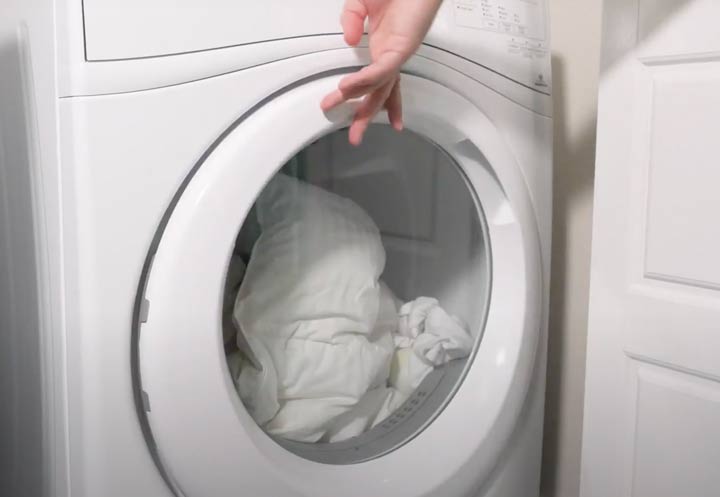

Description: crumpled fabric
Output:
[231,174,473,443]
[396,297,474,366]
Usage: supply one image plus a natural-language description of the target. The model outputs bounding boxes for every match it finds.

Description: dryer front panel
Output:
[136,73,542,497]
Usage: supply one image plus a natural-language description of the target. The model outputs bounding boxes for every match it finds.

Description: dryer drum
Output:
[222,124,492,464]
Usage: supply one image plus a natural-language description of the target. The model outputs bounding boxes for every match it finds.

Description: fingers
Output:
[385,77,403,131]
[339,50,404,95]
[340,0,368,46]
[320,79,377,112]
[348,79,396,146]
[321,76,403,145]
[320,50,404,113]
[320,89,346,112]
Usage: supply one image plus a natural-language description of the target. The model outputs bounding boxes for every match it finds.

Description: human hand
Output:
[320,0,443,145]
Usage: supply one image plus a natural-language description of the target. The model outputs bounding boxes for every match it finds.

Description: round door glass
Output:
[222,124,491,464]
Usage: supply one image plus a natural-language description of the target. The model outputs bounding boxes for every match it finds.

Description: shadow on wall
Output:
[600,0,695,74]
[540,1,693,496]
[0,28,44,497]
[541,53,597,497]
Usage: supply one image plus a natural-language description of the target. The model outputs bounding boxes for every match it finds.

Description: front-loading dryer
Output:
[1,1,552,496]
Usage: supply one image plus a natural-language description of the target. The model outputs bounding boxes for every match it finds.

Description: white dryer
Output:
[1,1,552,496]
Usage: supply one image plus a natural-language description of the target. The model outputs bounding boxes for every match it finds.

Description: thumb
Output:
[340,0,368,46]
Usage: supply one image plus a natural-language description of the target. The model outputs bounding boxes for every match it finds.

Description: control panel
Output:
[71,0,552,97]
[453,0,547,41]
[440,0,551,93]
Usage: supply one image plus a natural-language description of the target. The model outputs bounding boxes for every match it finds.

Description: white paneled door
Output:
[581,1,720,497]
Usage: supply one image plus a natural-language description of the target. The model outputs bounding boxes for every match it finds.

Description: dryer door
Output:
[137,74,542,497]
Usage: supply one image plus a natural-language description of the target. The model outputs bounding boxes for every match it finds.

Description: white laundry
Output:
[396,297,474,366]
[233,174,392,442]
[231,174,473,443]
[380,297,475,406]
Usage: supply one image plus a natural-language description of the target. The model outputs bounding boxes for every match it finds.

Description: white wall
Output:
[541,1,603,496]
